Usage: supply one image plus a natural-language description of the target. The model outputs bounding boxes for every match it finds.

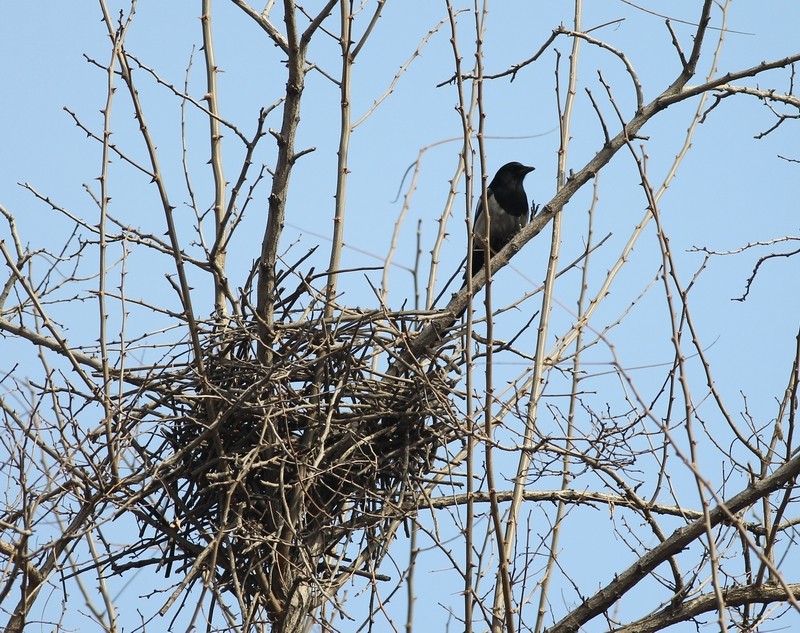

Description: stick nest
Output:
[156,281,464,613]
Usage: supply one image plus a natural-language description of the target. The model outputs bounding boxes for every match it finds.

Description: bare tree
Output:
[1,1,799,632]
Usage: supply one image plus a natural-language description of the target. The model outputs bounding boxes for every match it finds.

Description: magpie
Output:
[466,161,535,280]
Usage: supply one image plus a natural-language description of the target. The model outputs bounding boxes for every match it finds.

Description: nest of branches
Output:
[152,275,464,616]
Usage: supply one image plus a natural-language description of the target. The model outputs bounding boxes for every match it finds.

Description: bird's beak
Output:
[524,165,536,174]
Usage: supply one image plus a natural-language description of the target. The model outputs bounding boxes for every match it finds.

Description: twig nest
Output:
[157,296,463,614]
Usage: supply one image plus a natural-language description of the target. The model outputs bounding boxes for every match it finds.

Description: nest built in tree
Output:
[149,273,465,622]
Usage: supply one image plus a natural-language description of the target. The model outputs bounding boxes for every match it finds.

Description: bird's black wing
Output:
[469,189,527,276]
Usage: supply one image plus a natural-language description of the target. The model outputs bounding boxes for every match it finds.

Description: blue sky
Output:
[2,2,800,631]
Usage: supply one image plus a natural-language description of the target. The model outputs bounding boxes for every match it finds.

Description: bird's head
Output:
[491,161,535,188]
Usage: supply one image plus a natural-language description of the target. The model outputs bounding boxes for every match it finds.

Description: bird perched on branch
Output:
[466,161,535,280]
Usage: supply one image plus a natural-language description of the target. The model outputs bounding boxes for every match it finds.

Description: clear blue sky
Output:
[2,2,799,631]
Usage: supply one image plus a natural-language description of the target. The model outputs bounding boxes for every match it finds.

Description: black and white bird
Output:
[467,161,535,280]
